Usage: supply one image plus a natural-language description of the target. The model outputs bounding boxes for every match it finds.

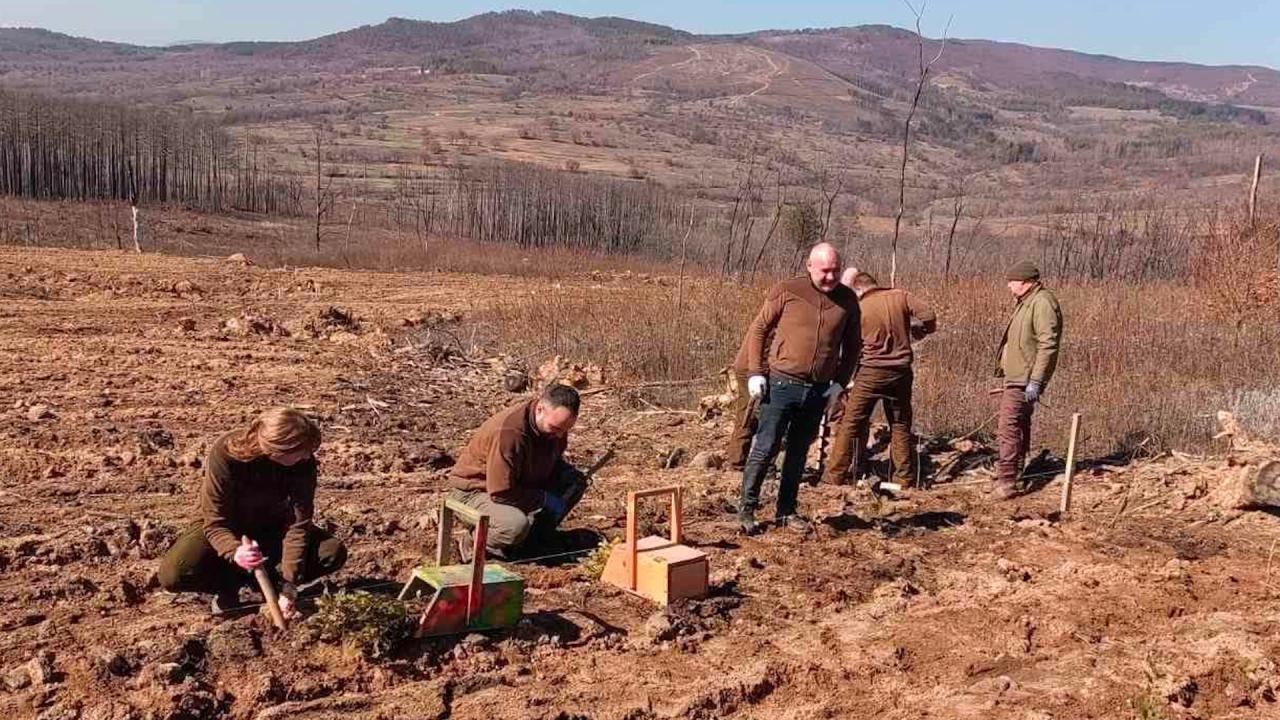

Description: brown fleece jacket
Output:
[745,276,861,386]
[449,399,568,513]
[857,287,937,368]
[199,432,317,584]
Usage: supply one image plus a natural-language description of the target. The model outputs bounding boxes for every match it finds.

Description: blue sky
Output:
[2,0,1278,69]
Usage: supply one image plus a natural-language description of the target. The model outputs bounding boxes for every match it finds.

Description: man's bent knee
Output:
[487,509,533,551]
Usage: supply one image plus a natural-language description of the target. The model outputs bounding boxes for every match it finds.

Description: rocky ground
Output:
[2,246,1279,720]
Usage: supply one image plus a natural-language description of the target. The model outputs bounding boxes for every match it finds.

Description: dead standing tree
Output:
[0,88,301,214]
[747,170,788,282]
[313,128,337,252]
[724,155,762,277]
[890,2,951,287]
[811,163,844,244]
[944,183,965,281]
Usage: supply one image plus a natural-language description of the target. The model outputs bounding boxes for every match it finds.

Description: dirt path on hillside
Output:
[2,247,1279,720]
[728,47,788,105]
[631,45,705,84]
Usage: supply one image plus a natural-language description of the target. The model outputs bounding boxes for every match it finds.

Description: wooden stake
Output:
[1249,154,1262,226]
[130,204,142,254]
[253,567,289,631]
[1059,413,1082,514]
[241,535,287,630]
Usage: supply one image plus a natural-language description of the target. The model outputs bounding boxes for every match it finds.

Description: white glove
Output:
[747,375,767,399]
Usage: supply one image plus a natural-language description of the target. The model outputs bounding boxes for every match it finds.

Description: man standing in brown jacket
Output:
[825,272,937,487]
[448,384,587,557]
[992,260,1063,499]
[738,243,861,534]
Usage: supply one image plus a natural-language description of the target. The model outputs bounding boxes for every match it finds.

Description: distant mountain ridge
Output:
[3,11,1279,106]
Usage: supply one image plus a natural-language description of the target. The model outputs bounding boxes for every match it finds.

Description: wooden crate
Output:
[601,485,709,605]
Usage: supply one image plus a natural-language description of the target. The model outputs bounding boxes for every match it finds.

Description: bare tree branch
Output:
[890,5,953,287]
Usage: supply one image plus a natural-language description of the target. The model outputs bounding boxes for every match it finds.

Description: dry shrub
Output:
[312,591,413,659]
[579,538,619,580]
[480,277,761,381]
[1191,217,1280,338]
[914,280,1280,455]
[479,274,1280,455]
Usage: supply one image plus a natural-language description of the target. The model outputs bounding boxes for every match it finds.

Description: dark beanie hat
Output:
[1006,260,1040,281]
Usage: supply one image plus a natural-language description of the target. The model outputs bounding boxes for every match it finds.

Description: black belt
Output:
[769,373,820,388]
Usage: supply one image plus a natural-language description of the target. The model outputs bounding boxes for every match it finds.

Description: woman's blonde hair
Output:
[225,406,321,462]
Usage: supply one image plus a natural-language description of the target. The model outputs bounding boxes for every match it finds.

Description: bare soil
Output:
[2,246,1279,720]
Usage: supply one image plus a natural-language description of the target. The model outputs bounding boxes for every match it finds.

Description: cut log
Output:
[1213,460,1280,510]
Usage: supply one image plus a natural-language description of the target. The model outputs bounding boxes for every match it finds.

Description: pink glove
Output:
[234,536,263,571]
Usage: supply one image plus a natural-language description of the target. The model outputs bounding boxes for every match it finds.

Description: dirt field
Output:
[3,246,1279,720]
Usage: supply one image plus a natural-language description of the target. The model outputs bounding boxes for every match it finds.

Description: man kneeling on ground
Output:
[447,383,587,559]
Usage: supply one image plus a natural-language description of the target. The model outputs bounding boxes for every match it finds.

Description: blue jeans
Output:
[740,375,827,517]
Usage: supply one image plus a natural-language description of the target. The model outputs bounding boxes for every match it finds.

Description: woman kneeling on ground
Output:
[159,407,347,616]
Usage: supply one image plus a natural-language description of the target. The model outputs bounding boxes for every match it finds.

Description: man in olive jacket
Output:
[992,260,1063,499]
[738,243,861,534]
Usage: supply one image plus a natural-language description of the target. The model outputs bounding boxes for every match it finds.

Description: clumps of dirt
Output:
[996,557,1033,583]
[3,519,179,576]
[1156,650,1279,713]
[307,306,360,337]
[135,426,175,455]
[633,591,744,651]
[26,403,57,422]
[536,355,604,390]
[222,313,288,338]
[4,650,60,690]
[385,442,455,474]
[401,309,462,328]
[863,577,922,620]
[159,279,203,298]
[678,662,791,720]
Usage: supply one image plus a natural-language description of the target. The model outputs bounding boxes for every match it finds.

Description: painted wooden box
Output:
[400,562,523,637]
[399,497,524,637]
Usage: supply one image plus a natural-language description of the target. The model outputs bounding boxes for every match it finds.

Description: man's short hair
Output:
[540,383,581,415]
[850,272,879,292]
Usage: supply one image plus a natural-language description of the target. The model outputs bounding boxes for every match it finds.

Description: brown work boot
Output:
[456,531,474,563]
[823,471,852,486]
[990,481,1019,500]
